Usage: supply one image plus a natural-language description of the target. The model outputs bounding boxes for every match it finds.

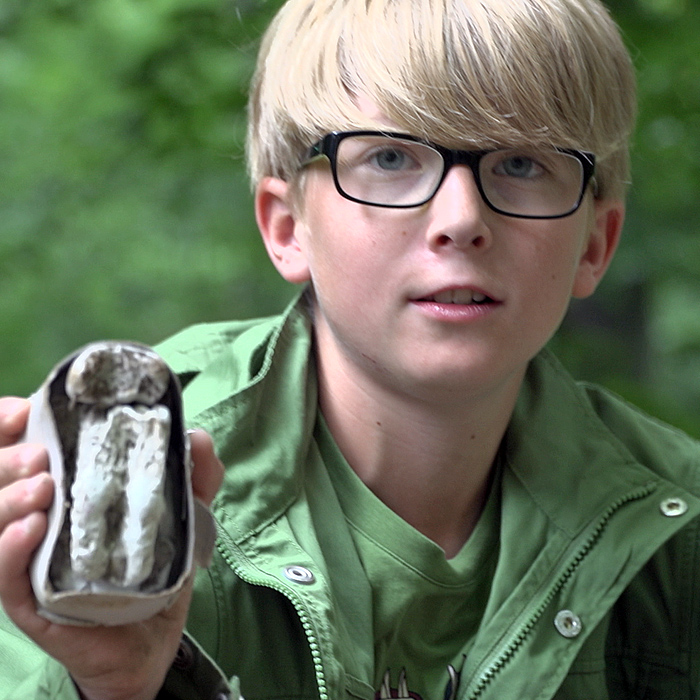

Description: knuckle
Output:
[0,473,52,532]
[4,444,46,479]
[0,490,21,535]
[0,398,30,445]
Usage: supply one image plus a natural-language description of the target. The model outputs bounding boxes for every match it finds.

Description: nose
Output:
[425,165,492,252]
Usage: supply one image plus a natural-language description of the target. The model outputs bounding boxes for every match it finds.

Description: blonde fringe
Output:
[247,0,636,200]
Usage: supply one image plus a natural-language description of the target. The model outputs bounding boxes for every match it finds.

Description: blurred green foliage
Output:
[0,0,290,395]
[555,0,700,435]
[1,0,699,436]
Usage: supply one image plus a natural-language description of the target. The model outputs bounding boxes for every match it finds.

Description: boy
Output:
[1,0,699,698]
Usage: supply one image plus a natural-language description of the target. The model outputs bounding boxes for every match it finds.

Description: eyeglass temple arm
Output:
[303,141,325,163]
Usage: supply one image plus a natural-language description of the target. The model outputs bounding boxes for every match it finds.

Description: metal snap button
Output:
[660,497,688,517]
[554,610,582,638]
[283,565,315,584]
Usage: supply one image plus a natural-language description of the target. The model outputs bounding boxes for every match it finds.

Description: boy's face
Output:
[256,111,624,403]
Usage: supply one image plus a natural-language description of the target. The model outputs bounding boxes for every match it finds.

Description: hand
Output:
[0,397,224,700]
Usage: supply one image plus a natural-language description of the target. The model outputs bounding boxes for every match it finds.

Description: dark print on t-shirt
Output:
[376,662,462,700]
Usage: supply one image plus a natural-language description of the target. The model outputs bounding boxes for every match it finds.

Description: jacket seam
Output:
[687,514,700,686]
[208,553,228,663]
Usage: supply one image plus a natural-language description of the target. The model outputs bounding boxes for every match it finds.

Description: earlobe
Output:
[572,199,625,299]
[255,177,311,284]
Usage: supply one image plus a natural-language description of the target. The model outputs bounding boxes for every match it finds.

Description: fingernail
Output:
[17,445,45,476]
[25,472,51,498]
[21,511,44,537]
[0,398,28,433]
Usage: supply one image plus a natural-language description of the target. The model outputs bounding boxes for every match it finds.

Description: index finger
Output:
[0,398,30,448]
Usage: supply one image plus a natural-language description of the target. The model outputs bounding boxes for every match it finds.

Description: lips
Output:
[423,289,490,305]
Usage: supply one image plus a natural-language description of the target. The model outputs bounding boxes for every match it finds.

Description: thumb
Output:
[188,430,224,507]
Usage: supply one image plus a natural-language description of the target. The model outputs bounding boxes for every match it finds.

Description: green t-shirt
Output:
[315,417,501,700]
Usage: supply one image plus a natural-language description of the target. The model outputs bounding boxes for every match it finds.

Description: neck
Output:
[316,339,523,558]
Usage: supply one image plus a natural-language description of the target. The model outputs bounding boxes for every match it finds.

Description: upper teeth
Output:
[432,290,487,304]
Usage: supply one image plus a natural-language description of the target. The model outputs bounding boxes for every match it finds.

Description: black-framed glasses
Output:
[303,130,596,219]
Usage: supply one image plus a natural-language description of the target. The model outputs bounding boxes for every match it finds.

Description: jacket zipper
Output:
[465,483,657,699]
[215,531,330,700]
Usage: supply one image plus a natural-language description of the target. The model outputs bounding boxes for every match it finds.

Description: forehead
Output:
[353,94,388,124]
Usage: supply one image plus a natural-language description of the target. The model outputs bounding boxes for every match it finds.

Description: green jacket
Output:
[3,297,700,699]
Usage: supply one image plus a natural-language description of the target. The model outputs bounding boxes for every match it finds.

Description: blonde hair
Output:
[247,0,637,200]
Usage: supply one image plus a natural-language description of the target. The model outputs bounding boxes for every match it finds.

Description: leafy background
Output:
[1,0,699,435]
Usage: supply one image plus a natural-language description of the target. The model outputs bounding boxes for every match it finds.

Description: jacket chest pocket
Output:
[552,666,609,700]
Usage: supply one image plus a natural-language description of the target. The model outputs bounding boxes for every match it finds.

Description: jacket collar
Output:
[506,350,658,537]
[162,296,319,541]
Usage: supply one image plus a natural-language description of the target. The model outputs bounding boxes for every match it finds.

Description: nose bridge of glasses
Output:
[425,153,492,246]
[443,148,483,170]
[434,148,486,201]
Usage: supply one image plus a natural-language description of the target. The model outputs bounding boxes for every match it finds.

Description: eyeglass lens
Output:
[332,135,586,217]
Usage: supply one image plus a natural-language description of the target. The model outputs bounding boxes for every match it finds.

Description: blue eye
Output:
[500,156,537,178]
[494,153,546,179]
[372,148,409,171]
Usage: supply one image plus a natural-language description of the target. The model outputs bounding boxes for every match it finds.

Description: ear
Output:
[572,199,625,299]
[255,177,311,284]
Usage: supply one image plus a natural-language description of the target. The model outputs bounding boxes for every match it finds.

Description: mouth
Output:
[419,289,494,305]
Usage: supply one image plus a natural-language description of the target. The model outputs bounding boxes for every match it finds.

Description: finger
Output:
[0,443,49,488]
[0,472,53,533]
[188,430,224,507]
[0,397,30,448]
[0,511,49,634]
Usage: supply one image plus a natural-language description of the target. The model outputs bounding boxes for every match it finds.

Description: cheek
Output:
[517,229,588,330]
[306,208,394,279]
[536,218,592,282]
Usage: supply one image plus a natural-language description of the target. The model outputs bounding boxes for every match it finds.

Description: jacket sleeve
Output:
[0,611,239,700]
[0,611,80,700]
